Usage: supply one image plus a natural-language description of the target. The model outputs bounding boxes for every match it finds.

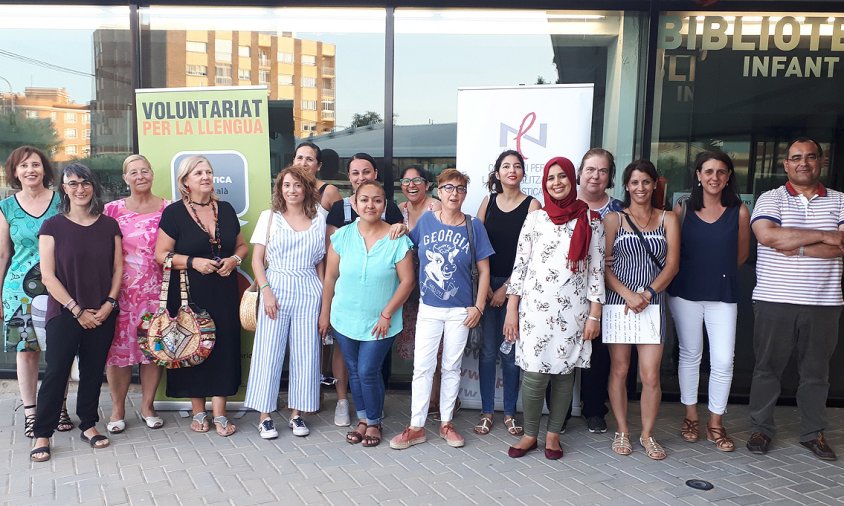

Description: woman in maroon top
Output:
[30,163,123,462]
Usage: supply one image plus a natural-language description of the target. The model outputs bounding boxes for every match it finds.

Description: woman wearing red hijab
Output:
[502,156,605,460]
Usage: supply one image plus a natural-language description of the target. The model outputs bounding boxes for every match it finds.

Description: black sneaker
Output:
[586,416,608,433]
[800,432,837,461]
[746,432,771,455]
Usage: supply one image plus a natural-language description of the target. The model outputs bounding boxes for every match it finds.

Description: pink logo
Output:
[500,112,547,160]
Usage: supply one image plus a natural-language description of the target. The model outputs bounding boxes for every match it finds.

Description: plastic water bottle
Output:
[499,340,514,354]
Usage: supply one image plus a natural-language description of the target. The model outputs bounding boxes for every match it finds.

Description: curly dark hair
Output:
[272,164,320,218]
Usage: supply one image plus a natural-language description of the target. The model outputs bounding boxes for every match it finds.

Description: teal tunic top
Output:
[0,192,60,352]
[329,219,412,341]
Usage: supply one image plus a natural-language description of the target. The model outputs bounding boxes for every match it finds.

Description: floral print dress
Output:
[104,198,168,367]
[506,210,605,374]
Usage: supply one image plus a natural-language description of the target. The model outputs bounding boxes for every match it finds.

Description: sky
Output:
[0,6,560,128]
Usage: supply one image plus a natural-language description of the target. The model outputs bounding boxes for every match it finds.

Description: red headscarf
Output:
[542,156,594,273]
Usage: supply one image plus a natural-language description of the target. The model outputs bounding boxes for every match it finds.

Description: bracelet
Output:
[473,305,483,316]
[645,286,658,299]
[380,312,390,320]
[232,254,243,265]
[259,283,270,291]
[71,307,82,319]
[587,315,601,322]
[63,299,76,309]
[67,302,78,314]
[187,256,195,270]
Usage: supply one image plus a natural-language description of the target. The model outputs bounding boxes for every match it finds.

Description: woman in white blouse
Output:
[503,156,605,460]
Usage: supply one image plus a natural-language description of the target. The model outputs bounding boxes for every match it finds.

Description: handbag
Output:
[240,212,273,331]
[464,213,484,354]
[138,254,216,369]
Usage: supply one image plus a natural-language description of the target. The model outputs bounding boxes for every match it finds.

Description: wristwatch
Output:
[106,297,119,311]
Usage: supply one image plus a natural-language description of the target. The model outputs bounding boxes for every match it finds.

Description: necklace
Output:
[438,211,466,227]
[190,199,212,207]
[188,199,222,260]
[628,209,654,231]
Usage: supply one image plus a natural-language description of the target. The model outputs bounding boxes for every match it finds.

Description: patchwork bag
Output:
[138,254,216,369]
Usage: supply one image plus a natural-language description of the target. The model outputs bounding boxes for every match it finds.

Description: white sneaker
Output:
[334,399,351,427]
[289,416,309,437]
[258,418,278,440]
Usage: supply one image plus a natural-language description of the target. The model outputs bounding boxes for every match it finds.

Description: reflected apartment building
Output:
[93,28,335,154]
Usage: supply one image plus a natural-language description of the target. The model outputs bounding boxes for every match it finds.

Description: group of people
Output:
[5,136,840,464]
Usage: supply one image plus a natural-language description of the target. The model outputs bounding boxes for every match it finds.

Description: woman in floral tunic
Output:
[503,156,604,460]
[104,155,168,433]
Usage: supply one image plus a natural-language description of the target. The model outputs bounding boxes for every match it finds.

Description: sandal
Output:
[190,412,210,433]
[473,414,493,435]
[611,432,632,456]
[57,400,74,432]
[503,416,523,436]
[346,421,367,444]
[80,431,110,449]
[640,436,667,460]
[17,403,36,439]
[213,416,237,437]
[30,443,51,462]
[680,418,699,442]
[107,419,126,434]
[362,424,382,448]
[706,426,735,452]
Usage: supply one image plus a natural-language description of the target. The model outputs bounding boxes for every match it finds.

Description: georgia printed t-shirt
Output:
[409,211,494,309]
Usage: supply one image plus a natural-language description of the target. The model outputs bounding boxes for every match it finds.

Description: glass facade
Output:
[0,2,842,401]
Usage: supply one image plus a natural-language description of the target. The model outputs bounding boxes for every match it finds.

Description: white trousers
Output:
[410,303,470,427]
[668,296,737,415]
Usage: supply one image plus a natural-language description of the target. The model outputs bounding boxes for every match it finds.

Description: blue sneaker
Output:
[258,417,278,439]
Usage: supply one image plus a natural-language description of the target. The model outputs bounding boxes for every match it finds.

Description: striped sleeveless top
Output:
[605,211,668,306]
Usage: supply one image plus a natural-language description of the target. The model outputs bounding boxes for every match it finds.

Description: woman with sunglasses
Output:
[390,169,493,450]
[30,164,123,462]
[474,150,540,437]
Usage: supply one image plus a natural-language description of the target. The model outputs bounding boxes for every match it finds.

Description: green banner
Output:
[136,86,271,407]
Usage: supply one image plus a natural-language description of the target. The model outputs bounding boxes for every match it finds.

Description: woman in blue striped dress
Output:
[603,160,679,460]
[244,165,325,440]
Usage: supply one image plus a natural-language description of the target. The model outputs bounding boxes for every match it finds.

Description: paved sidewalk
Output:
[2,386,842,505]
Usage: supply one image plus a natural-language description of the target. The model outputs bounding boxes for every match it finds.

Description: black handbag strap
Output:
[621,211,665,270]
[464,213,478,302]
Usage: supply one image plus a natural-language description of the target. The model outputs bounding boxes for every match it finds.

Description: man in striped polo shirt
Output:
[747,137,844,461]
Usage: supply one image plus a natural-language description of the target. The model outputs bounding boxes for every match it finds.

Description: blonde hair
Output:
[176,155,219,201]
[272,164,320,218]
[122,154,151,174]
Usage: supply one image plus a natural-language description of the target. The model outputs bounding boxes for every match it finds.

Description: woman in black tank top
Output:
[473,150,541,437]
[295,142,341,214]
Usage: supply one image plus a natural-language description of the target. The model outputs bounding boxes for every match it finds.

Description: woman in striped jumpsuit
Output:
[603,160,679,460]
[244,165,325,440]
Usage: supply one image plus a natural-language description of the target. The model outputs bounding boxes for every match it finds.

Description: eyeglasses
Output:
[64,180,93,190]
[438,184,467,194]
[787,154,819,163]
[400,177,426,185]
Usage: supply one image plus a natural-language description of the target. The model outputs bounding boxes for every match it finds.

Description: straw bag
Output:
[240,211,273,331]
[138,254,216,369]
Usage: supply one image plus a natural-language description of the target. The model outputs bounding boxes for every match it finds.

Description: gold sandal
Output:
[680,418,699,442]
[640,436,667,460]
[612,432,632,456]
[706,426,735,452]
[503,416,523,436]
[473,414,493,435]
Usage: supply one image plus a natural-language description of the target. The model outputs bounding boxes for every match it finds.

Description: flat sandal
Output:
[680,418,699,442]
[473,414,493,435]
[640,436,667,460]
[612,432,632,456]
[706,426,735,452]
[503,416,523,436]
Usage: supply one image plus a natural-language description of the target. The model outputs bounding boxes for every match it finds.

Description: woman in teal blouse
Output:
[319,181,415,447]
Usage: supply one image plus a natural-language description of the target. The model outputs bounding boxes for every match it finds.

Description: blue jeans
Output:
[334,330,395,425]
[479,276,520,416]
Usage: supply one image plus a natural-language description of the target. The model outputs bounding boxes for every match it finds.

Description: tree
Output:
[350,111,383,128]
[71,153,131,200]
[535,76,548,85]
[0,111,61,165]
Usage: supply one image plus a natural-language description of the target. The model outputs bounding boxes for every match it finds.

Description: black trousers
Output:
[33,309,117,438]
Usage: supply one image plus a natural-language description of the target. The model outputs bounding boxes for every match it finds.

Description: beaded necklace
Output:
[188,199,222,261]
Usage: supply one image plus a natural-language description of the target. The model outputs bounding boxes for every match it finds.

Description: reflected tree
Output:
[350,111,383,128]
[0,111,60,165]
